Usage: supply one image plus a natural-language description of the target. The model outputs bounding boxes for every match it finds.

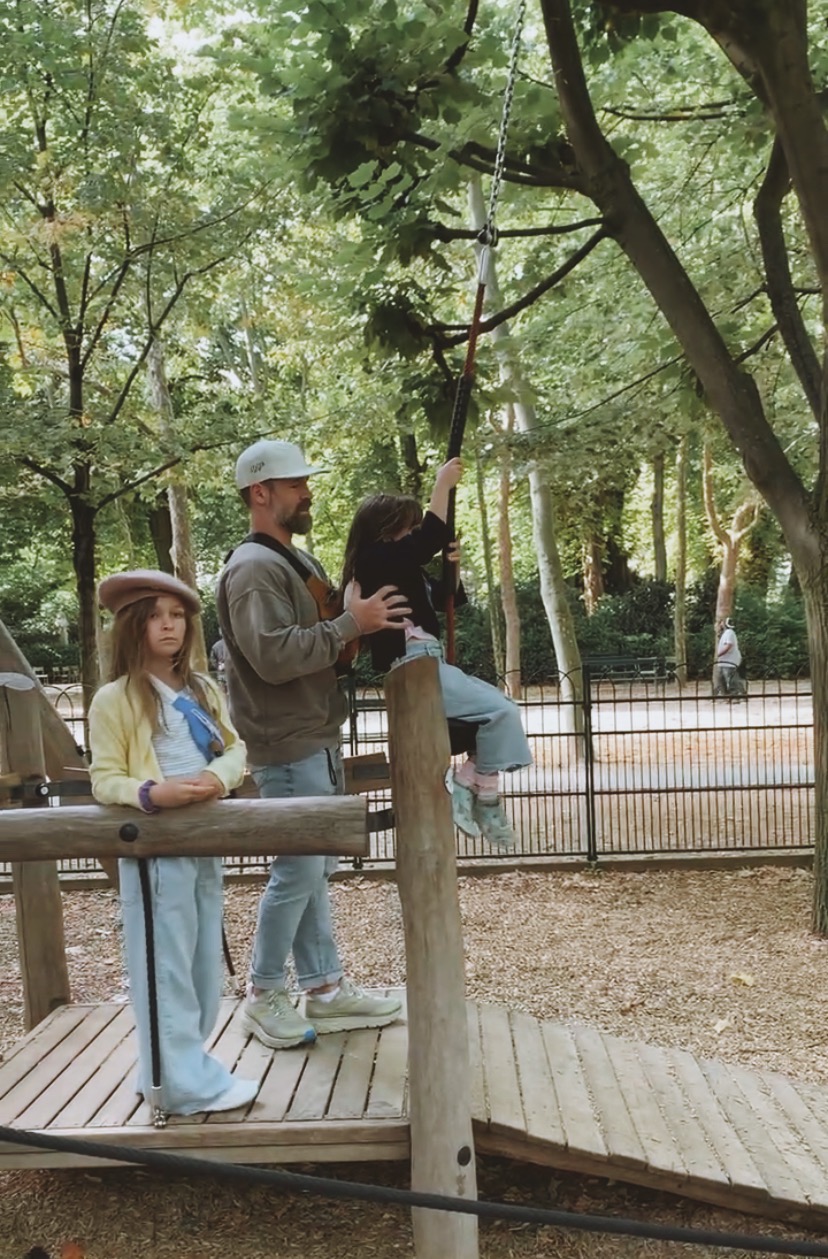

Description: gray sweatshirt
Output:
[216,539,361,766]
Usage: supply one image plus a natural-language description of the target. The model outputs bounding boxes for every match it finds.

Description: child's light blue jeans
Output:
[393,638,532,774]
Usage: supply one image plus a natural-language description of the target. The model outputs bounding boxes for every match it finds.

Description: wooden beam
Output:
[0,794,368,862]
[0,678,71,1030]
[385,655,479,1259]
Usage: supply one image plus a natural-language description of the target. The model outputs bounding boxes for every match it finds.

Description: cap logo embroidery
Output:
[250,460,265,475]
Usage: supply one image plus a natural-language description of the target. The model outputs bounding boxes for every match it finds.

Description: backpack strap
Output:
[244,531,315,583]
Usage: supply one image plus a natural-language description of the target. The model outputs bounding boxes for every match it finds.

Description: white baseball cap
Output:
[234,439,326,489]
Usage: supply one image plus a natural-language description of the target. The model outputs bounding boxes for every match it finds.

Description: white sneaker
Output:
[306,979,403,1033]
[242,987,317,1049]
[209,1077,259,1112]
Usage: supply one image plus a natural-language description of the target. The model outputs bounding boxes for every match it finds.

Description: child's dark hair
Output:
[341,493,423,590]
[108,596,215,730]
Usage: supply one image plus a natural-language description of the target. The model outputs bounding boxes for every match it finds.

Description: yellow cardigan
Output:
[88,674,247,810]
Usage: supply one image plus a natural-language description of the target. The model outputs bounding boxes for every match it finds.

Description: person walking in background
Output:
[209,636,227,687]
[88,570,258,1116]
[218,439,409,1051]
[341,456,532,848]
[714,617,744,699]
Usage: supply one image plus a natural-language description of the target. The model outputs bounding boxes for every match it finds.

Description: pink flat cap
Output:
[98,569,201,616]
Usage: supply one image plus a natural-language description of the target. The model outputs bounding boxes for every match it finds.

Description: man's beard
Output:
[283,508,312,535]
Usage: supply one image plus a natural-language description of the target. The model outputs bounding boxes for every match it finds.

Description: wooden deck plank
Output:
[478,1003,523,1136]
[509,1010,566,1147]
[601,1033,689,1179]
[720,1064,828,1211]
[3,998,828,1228]
[327,1028,379,1121]
[364,1019,407,1119]
[538,1022,606,1159]
[0,1005,90,1098]
[466,1002,486,1124]
[635,1041,729,1191]
[205,1035,275,1126]
[759,1072,828,1181]
[571,1024,647,1169]
[0,1004,120,1122]
[666,1046,768,1198]
[286,1032,346,1122]
[698,1058,808,1208]
[33,1006,134,1130]
[249,1045,311,1124]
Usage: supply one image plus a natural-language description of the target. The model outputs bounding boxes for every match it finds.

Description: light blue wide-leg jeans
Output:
[398,639,532,774]
[249,746,344,993]
[120,854,234,1114]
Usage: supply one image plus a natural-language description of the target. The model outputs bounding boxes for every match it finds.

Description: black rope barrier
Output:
[2,1124,828,1255]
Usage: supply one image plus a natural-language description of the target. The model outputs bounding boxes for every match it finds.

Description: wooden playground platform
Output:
[2,988,828,1229]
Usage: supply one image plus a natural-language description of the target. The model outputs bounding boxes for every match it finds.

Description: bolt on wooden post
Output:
[0,674,71,1029]
[385,654,478,1259]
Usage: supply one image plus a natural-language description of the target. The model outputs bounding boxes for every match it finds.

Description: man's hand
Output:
[345,580,412,634]
[148,776,223,809]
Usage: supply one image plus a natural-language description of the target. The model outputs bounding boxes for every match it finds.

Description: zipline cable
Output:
[444,0,527,661]
[2,1124,828,1256]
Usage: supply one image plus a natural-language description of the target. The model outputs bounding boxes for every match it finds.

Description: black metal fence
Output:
[2,673,815,885]
[346,670,814,864]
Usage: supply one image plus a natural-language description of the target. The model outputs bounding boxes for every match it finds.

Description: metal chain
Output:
[482,0,528,246]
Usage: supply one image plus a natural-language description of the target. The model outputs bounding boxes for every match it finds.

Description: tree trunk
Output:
[148,495,175,573]
[539,0,825,923]
[652,451,667,581]
[468,176,583,712]
[147,338,208,671]
[474,439,504,682]
[583,537,603,615]
[499,408,522,700]
[674,437,688,687]
[69,487,99,734]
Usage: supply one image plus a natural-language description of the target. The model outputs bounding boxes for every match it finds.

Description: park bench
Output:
[584,654,667,682]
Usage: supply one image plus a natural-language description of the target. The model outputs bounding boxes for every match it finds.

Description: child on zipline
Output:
[88,569,258,1116]
[342,457,532,846]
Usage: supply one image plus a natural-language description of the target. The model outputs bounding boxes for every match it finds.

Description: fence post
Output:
[0,674,71,1029]
[385,655,479,1259]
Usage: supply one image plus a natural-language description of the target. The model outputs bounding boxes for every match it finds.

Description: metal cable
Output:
[1,1124,827,1256]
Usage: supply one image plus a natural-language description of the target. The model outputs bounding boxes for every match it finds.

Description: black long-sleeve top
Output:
[355,510,458,674]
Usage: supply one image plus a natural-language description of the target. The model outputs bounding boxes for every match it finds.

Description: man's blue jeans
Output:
[249,746,344,992]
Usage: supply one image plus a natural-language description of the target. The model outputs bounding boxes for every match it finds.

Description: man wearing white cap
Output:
[218,439,410,1050]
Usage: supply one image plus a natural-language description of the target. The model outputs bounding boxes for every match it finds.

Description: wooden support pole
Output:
[385,655,479,1259]
[0,794,368,862]
[0,676,71,1030]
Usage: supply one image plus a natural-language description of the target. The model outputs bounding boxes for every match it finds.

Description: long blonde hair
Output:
[108,595,214,731]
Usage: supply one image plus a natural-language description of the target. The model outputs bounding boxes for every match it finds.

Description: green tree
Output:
[0,0,267,701]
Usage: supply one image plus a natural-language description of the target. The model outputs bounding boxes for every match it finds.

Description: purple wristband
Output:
[138,780,161,814]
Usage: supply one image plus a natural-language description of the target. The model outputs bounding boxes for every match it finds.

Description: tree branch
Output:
[435,227,608,347]
[19,456,72,496]
[754,135,821,419]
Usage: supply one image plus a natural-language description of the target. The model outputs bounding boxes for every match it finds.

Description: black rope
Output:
[1,1124,827,1256]
[136,857,163,1118]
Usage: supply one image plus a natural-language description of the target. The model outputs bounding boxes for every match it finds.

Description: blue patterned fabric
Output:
[172,693,224,763]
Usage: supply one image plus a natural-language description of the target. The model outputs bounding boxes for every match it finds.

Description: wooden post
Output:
[385,655,478,1259]
[0,674,71,1030]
